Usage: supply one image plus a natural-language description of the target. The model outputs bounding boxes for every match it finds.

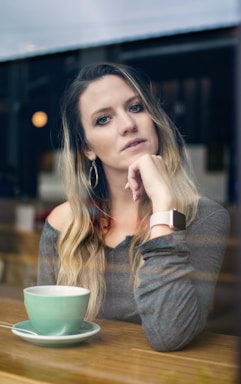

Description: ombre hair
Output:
[57,62,199,320]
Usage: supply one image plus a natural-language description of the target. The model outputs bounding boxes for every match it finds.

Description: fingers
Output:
[125,154,171,203]
[125,170,142,201]
[125,155,156,201]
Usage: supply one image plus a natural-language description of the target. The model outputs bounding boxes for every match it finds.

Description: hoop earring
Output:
[88,160,98,189]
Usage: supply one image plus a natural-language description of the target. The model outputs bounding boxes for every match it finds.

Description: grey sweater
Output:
[38,197,230,351]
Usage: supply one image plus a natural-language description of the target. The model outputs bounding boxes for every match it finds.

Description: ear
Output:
[84,148,96,161]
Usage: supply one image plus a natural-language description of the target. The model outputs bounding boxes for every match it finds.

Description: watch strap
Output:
[150,211,173,229]
[150,209,186,230]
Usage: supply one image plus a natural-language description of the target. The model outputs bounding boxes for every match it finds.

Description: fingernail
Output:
[133,193,136,201]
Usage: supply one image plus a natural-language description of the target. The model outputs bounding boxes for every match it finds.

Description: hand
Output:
[125,154,175,212]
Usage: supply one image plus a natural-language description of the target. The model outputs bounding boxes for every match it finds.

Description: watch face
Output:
[173,210,186,230]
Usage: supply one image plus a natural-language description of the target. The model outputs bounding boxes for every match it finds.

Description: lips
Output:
[122,139,146,151]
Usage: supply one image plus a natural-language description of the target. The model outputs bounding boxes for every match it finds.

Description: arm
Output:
[37,220,60,285]
[135,202,230,351]
[37,201,72,285]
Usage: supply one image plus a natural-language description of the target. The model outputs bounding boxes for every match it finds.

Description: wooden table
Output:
[0,298,239,384]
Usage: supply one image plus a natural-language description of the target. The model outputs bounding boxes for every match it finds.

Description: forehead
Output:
[80,75,136,106]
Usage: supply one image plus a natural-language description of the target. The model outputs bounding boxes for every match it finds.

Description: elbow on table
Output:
[144,326,203,352]
[147,334,195,352]
[143,306,207,351]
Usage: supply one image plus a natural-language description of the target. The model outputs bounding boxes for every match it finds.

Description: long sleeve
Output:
[36,197,230,352]
[37,221,60,285]
[135,198,230,351]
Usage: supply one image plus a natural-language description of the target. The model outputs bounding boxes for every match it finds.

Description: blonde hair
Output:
[57,62,199,320]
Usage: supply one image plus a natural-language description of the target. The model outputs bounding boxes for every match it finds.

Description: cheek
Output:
[84,130,99,149]
[84,134,110,158]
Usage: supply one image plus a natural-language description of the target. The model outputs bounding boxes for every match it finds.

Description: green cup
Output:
[24,285,90,336]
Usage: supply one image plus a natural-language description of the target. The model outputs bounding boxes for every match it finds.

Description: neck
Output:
[111,187,138,216]
[104,188,139,248]
[104,169,130,200]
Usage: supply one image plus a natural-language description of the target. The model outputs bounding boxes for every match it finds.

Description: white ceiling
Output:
[0,0,240,61]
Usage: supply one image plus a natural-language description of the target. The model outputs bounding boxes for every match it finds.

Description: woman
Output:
[38,62,230,351]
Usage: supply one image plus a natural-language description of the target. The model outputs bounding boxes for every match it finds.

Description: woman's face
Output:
[79,74,159,177]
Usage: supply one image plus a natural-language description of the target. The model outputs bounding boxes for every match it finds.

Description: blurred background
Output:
[0,0,240,335]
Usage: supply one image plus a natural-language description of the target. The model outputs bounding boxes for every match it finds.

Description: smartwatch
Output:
[150,210,186,231]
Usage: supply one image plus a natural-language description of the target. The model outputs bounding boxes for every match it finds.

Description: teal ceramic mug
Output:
[24,285,90,336]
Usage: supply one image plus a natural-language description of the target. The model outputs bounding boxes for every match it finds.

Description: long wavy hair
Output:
[57,62,199,320]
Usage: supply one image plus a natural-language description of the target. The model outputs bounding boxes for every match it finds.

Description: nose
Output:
[118,112,137,135]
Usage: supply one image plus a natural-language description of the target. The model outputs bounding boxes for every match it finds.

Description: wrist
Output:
[150,210,186,231]
[151,198,176,214]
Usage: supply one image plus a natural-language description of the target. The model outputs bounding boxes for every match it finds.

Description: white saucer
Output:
[12,320,101,347]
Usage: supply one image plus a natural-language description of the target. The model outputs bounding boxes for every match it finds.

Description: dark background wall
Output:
[0,27,238,201]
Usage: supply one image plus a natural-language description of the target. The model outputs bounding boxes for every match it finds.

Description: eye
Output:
[96,115,110,126]
[129,103,144,113]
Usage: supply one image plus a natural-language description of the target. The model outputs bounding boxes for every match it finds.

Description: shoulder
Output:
[194,196,230,231]
[198,196,229,217]
[47,201,72,232]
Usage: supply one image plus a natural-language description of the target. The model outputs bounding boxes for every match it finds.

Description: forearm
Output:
[135,234,213,351]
